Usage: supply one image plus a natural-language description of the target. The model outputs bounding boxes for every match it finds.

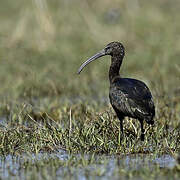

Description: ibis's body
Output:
[78,42,155,141]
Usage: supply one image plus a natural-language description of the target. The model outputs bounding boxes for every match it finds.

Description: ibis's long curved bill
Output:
[77,49,106,74]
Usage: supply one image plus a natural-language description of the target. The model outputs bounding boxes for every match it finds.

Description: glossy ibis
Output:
[78,42,155,141]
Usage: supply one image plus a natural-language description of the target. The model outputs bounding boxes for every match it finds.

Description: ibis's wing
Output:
[110,78,155,119]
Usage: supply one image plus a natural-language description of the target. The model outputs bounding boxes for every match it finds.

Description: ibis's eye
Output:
[105,46,111,52]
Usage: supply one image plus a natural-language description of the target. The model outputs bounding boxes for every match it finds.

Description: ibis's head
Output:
[77,42,125,74]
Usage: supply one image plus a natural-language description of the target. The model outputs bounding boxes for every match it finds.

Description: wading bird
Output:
[77,42,155,141]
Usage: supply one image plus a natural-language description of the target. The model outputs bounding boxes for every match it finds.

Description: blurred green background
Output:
[0,0,179,101]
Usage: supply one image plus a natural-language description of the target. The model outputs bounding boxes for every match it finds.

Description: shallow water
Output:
[0,117,8,129]
[0,150,177,179]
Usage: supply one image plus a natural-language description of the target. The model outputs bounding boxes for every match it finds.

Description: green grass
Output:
[0,0,180,179]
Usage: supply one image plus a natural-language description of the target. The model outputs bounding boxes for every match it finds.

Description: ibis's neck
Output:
[109,55,123,83]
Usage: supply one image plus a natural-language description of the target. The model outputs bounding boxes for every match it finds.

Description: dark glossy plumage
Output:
[110,78,155,123]
[78,42,155,141]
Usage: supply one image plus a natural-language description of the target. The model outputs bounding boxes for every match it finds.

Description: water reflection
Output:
[0,150,177,179]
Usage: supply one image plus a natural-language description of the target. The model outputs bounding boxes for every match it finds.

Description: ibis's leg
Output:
[140,120,145,141]
[120,117,123,135]
[112,106,124,142]
[117,116,124,144]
